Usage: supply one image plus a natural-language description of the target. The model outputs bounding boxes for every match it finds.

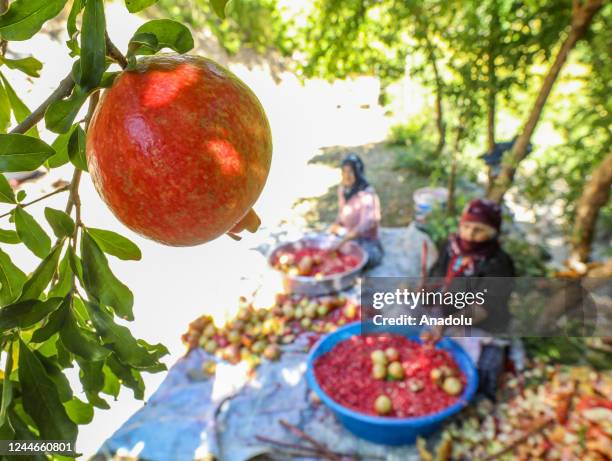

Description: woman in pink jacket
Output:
[329,154,384,269]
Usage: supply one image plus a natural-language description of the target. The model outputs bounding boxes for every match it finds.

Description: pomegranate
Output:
[86,55,272,245]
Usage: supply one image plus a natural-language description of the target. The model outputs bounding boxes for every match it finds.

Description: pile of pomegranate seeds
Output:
[314,335,466,418]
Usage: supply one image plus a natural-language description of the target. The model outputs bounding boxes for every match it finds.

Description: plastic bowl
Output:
[306,322,478,445]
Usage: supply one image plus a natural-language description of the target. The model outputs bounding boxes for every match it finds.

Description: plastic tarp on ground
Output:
[97,225,437,461]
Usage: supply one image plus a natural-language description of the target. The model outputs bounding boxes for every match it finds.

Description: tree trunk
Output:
[486,1,499,193]
[487,0,604,203]
[569,151,612,265]
[424,36,446,157]
[536,258,612,334]
[447,126,464,216]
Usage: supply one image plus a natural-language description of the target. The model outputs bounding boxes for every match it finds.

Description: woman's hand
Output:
[420,326,443,345]
[329,223,342,235]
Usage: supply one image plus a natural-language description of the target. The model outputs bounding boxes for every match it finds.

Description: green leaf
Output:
[16,189,25,202]
[67,125,88,171]
[64,397,94,424]
[67,0,83,39]
[44,207,75,239]
[0,73,39,137]
[77,358,109,409]
[48,251,73,298]
[0,228,19,244]
[17,338,77,441]
[30,299,68,343]
[86,302,157,369]
[38,353,73,402]
[9,408,49,460]
[55,337,73,368]
[0,173,16,204]
[79,0,106,91]
[19,243,62,300]
[0,297,63,331]
[0,412,15,440]
[47,125,76,168]
[125,0,158,13]
[100,71,120,88]
[60,307,110,361]
[0,78,10,133]
[67,246,84,284]
[71,293,89,321]
[0,134,54,172]
[0,56,43,78]
[131,20,194,55]
[86,392,110,409]
[14,207,52,259]
[210,0,230,19]
[0,0,68,41]
[67,37,80,57]
[127,33,157,63]
[0,248,26,306]
[0,342,14,427]
[44,86,88,134]
[106,355,145,399]
[138,339,169,360]
[87,228,142,261]
[78,358,104,395]
[81,231,134,320]
[101,364,120,398]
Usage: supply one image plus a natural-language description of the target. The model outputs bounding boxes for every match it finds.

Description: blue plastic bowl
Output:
[306,322,478,445]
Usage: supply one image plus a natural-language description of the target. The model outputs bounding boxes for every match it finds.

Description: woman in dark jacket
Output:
[428,198,515,400]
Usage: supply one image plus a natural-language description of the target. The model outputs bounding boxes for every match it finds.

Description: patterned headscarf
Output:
[341,154,369,202]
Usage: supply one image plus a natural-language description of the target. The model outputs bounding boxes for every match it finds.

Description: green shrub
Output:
[502,238,551,277]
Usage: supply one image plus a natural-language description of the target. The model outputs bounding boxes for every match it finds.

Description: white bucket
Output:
[413,187,448,224]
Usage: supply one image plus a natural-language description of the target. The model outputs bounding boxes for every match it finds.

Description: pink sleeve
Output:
[355,190,380,235]
[335,186,345,224]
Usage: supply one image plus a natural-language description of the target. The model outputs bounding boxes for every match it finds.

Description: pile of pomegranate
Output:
[273,246,361,277]
[314,335,466,418]
[182,294,360,370]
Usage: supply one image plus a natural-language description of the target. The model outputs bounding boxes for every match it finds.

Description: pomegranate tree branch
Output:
[10,73,75,134]
[105,32,128,69]
[65,91,99,239]
[0,0,8,56]
[279,420,344,461]
[0,185,71,218]
[9,30,125,135]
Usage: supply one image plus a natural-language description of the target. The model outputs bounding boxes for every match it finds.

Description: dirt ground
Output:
[293,142,431,228]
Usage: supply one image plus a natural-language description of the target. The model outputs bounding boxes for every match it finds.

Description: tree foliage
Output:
[0,0,223,455]
[296,0,608,252]
[158,0,294,56]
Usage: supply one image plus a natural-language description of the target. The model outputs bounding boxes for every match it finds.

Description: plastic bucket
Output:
[413,187,448,225]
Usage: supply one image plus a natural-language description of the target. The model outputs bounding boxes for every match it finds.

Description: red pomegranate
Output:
[86,55,272,246]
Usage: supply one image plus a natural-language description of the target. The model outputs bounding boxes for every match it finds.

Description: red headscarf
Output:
[460,198,501,232]
[445,199,502,283]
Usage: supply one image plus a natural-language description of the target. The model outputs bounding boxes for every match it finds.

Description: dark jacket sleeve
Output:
[474,248,516,333]
[428,240,450,278]
[476,248,516,278]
